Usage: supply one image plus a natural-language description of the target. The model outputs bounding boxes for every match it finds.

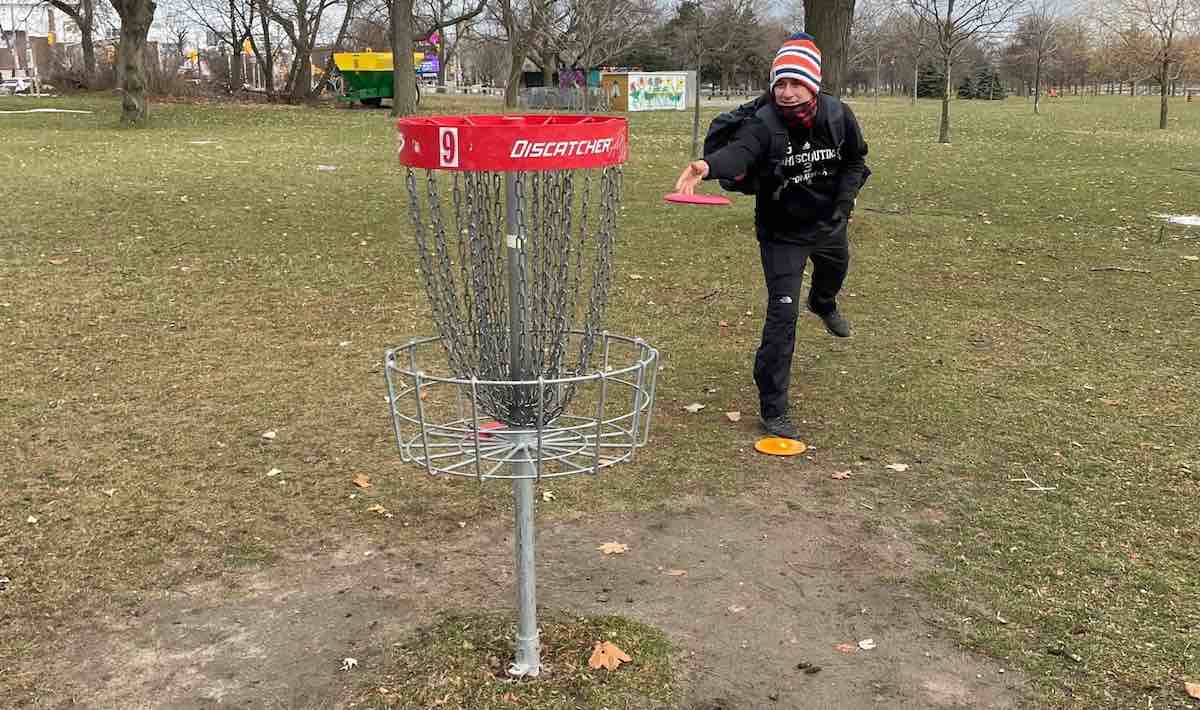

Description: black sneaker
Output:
[813,309,852,338]
[760,415,800,440]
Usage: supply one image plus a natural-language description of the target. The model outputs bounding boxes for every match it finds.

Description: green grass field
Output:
[1,92,1198,708]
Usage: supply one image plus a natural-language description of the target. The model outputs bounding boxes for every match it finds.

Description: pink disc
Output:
[664,192,732,206]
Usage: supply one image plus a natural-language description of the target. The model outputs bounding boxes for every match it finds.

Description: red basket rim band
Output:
[396,114,628,172]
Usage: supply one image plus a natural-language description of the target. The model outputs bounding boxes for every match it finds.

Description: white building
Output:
[1,1,82,44]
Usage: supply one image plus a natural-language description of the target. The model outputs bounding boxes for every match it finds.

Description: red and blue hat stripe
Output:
[771,32,822,95]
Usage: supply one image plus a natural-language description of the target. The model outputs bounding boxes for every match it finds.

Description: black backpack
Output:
[702,92,860,197]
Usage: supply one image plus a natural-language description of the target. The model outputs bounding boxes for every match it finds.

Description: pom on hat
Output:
[770,32,822,95]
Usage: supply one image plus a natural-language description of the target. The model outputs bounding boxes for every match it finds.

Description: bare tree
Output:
[1101,0,1197,127]
[316,0,357,92]
[804,0,857,96]
[555,0,659,110]
[110,0,158,124]
[251,0,277,96]
[390,0,486,114]
[666,0,760,156]
[885,7,932,103]
[415,0,470,83]
[262,0,344,101]
[1016,0,1060,113]
[847,0,889,99]
[181,0,257,91]
[159,8,191,77]
[457,24,509,84]
[45,0,99,80]
[492,0,561,108]
[907,0,1022,143]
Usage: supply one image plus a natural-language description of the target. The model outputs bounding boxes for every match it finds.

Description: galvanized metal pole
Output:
[505,172,540,678]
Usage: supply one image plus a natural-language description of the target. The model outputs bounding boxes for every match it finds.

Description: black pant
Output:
[754,229,850,419]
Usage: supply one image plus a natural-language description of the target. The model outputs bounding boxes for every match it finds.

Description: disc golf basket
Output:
[384,115,659,678]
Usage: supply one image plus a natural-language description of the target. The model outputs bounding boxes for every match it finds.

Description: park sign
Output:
[600,71,692,112]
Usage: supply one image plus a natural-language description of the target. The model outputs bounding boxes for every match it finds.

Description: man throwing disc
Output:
[675,32,870,441]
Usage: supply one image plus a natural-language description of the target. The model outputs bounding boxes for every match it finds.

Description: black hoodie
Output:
[704,94,869,245]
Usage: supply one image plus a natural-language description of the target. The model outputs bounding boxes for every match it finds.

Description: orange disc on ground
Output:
[754,437,808,456]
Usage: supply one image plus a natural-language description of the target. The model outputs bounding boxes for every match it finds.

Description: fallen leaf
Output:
[725,411,742,422]
[101,488,116,497]
[500,691,520,704]
[1185,681,1200,699]
[541,490,555,502]
[727,604,747,613]
[597,542,629,555]
[683,403,705,413]
[857,638,876,651]
[48,257,69,265]
[662,569,688,577]
[366,504,388,514]
[266,468,281,477]
[261,430,276,440]
[629,273,643,280]
[834,642,856,654]
[588,640,633,671]
[885,463,909,472]
[352,473,373,489]
[831,469,853,480]
[340,657,358,671]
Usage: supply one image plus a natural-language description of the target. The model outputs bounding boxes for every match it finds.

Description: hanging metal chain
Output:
[405,165,622,427]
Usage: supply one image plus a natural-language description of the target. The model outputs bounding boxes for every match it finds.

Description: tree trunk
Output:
[80,1,96,79]
[803,0,856,97]
[504,48,524,108]
[873,51,880,104]
[111,0,157,125]
[1159,60,1169,129]
[1033,54,1041,115]
[391,0,418,115]
[939,53,951,144]
[911,60,918,105]
[290,43,311,101]
[692,50,702,158]
[257,2,275,97]
[437,39,448,85]
[542,46,554,88]
[49,0,98,82]
[81,28,96,79]
[228,0,243,91]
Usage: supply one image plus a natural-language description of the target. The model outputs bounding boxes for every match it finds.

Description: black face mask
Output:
[776,96,818,128]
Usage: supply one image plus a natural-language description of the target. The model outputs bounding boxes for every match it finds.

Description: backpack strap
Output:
[753,101,790,200]
[819,93,846,148]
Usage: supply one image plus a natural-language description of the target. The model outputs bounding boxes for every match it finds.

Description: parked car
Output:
[0,77,35,95]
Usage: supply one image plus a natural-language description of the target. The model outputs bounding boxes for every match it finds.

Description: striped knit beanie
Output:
[770,32,822,95]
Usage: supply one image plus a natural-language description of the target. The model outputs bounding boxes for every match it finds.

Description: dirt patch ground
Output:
[35,492,1027,709]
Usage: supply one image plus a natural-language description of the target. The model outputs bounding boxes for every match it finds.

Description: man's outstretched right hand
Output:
[674,160,710,194]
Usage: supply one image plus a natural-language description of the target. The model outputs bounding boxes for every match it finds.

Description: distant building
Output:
[1,1,82,78]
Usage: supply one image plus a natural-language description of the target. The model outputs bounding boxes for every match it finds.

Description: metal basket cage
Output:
[385,331,658,480]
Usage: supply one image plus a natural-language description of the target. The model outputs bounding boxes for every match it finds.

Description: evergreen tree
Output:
[918,62,945,98]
